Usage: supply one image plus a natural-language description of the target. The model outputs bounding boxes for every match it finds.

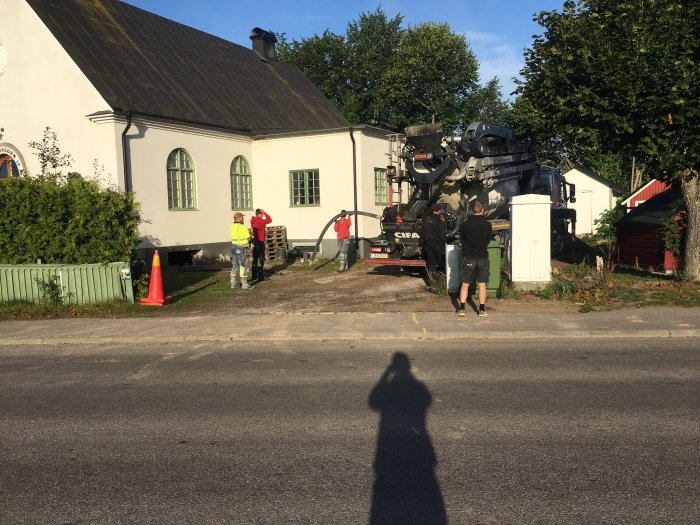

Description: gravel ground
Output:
[201,262,579,315]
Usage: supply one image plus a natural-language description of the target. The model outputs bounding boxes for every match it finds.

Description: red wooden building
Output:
[621,179,670,210]
[616,185,684,273]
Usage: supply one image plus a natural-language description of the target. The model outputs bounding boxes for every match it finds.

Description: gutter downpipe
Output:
[349,127,359,250]
[121,111,133,192]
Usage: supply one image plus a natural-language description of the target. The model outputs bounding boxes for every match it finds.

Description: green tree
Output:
[344,7,404,125]
[27,126,73,176]
[278,7,508,132]
[385,22,480,132]
[516,0,700,279]
[468,77,512,126]
[276,30,348,114]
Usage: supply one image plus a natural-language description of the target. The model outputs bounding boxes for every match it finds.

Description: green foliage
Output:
[537,261,612,311]
[27,127,73,176]
[499,278,522,300]
[468,78,513,127]
[660,203,687,257]
[384,22,480,131]
[516,0,700,278]
[278,7,508,131]
[0,174,140,264]
[584,202,626,246]
[277,30,349,116]
[35,274,68,306]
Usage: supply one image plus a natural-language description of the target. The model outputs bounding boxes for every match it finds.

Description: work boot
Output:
[241,278,255,290]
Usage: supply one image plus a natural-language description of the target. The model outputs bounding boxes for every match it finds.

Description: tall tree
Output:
[385,22,480,132]
[517,0,700,279]
[344,8,404,125]
[468,77,512,126]
[276,30,348,112]
[278,9,508,132]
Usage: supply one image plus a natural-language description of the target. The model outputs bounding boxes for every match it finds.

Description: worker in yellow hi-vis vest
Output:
[230,211,255,289]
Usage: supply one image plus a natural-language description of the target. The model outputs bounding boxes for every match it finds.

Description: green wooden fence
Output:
[0,262,134,304]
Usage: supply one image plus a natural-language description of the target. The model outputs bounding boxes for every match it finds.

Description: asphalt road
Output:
[1,339,698,524]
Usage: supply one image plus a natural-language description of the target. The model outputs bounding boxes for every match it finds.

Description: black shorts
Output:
[461,257,489,284]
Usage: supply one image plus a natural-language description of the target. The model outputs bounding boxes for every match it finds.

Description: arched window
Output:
[167,149,196,209]
[230,155,252,209]
[0,155,20,179]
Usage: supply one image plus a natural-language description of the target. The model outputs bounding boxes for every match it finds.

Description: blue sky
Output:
[123,1,564,98]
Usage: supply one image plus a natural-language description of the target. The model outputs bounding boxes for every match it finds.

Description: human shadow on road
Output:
[368,352,447,524]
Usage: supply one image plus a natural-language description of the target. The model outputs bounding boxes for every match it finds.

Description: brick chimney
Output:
[249,28,277,61]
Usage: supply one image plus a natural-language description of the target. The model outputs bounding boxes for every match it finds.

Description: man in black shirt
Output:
[421,204,447,279]
[457,200,492,317]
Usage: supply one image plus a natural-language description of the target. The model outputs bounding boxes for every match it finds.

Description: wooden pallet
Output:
[265,226,288,261]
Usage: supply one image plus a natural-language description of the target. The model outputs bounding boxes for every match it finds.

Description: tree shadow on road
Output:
[368,352,447,524]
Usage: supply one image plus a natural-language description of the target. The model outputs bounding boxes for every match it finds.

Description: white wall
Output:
[131,126,392,252]
[251,129,389,246]
[1,0,119,185]
[127,118,252,248]
[355,130,393,241]
[565,169,617,234]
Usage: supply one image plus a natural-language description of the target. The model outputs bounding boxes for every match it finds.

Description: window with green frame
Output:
[289,169,320,206]
[167,148,197,209]
[230,155,252,209]
[374,167,389,205]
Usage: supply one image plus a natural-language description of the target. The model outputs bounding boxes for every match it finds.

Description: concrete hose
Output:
[310,211,383,264]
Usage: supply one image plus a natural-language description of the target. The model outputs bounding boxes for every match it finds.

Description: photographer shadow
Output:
[368,352,447,524]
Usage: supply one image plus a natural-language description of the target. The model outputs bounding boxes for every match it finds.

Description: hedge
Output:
[0,174,140,264]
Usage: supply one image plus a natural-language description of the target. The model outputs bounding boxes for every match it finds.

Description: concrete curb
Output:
[2,330,699,346]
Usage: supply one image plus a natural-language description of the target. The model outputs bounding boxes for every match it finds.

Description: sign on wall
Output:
[0,143,26,173]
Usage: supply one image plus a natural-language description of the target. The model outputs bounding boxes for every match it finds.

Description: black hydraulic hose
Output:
[310,210,382,262]
[349,128,359,248]
[121,111,132,192]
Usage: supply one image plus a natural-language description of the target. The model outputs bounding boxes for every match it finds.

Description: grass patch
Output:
[0,268,231,320]
[0,300,144,320]
[499,277,522,300]
[535,262,700,311]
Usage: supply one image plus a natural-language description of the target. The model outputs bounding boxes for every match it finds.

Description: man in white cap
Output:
[230,211,255,289]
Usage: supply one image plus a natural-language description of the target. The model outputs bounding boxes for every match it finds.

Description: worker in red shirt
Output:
[333,209,352,272]
[250,208,272,282]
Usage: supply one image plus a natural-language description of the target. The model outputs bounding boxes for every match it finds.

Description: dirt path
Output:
[202,264,579,315]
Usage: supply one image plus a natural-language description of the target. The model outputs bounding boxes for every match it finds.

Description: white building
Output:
[563,168,624,235]
[1,0,395,262]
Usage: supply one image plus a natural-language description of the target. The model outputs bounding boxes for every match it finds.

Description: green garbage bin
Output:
[469,239,502,298]
[445,239,502,298]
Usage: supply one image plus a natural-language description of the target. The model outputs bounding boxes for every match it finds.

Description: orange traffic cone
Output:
[140,249,172,306]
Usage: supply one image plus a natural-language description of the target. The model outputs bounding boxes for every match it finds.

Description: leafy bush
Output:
[537,261,612,310]
[35,274,73,306]
[660,202,687,258]
[581,202,626,248]
[0,174,140,264]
